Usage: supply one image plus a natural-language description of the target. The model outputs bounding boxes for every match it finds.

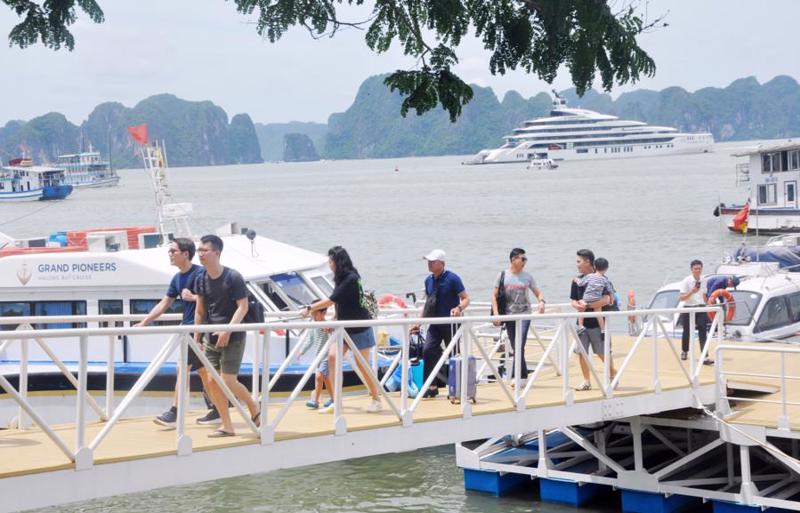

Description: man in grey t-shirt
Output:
[491,248,546,380]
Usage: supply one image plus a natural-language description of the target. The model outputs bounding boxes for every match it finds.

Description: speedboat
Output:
[646,251,800,342]
[527,158,558,170]
[0,140,390,424]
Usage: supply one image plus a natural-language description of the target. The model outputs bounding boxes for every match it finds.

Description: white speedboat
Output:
[467,91,714,164]
[646,255,800,342]
[715,141,800,234]
[0,141,387,408]
[527,158,558,170]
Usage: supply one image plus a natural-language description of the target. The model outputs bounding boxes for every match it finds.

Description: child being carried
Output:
[574,257,613,335]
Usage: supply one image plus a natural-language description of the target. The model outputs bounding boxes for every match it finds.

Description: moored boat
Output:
[715,141,800,234]
[1,158,72,201]
[56,147,120,188]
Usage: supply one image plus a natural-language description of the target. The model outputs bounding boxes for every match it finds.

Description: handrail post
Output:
[18,337,29,429]
[461,321,473,419]
[604,323,612,398]
[333,328,347,435]
[251,328,260,402]
[260,329,273,444]
[778,352,790,430]
[652,319,661,394]
[688,308,696,378]
[400,327,412,427]
[75,335,93,470]
[513,319,522,393]
[176,334,192,456]
[105,334,115,419]
[562,320,574,406]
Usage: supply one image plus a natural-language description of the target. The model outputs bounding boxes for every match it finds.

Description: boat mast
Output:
[139,141,193,241]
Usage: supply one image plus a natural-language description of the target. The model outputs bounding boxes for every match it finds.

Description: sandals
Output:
[208,429,235,438]
[252,410,261,427]
[574,381,592,391]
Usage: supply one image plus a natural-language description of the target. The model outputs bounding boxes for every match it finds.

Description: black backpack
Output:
[494,271,507,315]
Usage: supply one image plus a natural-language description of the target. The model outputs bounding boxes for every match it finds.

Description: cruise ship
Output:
[467,92,714,164]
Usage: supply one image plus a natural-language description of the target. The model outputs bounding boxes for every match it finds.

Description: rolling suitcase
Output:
[447,355,477,404]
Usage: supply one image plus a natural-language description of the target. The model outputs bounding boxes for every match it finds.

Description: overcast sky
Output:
[0,1,798,125]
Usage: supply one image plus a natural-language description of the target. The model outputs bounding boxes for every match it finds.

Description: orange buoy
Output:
[707,289,736,322]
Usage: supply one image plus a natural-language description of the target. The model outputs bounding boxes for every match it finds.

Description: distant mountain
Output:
[319,74,800,159]
[283,133,320,162]
[253,121,327,161]
[0,95,264,168]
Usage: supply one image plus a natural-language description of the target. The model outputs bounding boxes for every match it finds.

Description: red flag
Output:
[732,200,750,234]
[127,124,148,145]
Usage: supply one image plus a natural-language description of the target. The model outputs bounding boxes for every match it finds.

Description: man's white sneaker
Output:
[366,399,382,413]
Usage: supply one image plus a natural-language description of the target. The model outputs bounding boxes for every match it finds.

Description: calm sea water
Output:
[4,142,771,512]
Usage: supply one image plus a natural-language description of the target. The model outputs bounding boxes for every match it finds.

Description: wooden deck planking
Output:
[0,335,738,480]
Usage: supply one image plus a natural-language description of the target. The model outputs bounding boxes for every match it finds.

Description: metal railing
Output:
[715,344,800,431]
[0,304,722,470]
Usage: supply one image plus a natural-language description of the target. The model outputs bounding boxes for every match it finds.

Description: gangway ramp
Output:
[0,308,722,512]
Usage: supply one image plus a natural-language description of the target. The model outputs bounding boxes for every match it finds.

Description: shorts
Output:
[347,328,376,350]
[317,356,330,377]
[203,332,246,374]
[187,339,204,370]
[575,327,607,356]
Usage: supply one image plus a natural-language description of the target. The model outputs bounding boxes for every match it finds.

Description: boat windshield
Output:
[270,272,319,309]
[647,290,680,310]
[726,291,762,326]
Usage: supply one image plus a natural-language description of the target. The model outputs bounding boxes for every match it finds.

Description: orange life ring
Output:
[707,289,736,322]
[378,294,408,310]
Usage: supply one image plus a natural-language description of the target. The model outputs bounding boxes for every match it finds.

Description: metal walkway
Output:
[0,307,723,511]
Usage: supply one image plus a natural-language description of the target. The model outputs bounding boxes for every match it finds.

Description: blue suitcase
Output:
[447,355,477,404]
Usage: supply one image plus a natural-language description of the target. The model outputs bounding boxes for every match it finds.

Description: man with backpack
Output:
[194,234,260,437]
[135,237,218,427]
[419,249,470,398]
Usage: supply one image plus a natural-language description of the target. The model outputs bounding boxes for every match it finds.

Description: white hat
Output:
[423,249,446,262]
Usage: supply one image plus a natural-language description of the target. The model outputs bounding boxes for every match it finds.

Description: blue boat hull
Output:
[40,184,73,200]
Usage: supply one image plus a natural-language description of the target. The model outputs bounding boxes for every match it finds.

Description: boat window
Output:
[754,295,792,333]
[270,272,319,308]
[791,150,800,170]
[788,292,800,323]
[99,300,124,328]
[758,184,777,205]
[129,299,182,326]
[0,302,31,331]
[311,275,334,297]
[33,301,87,329]
[263,282,290,311]
[647,290,680,310]
[726,291,762,326]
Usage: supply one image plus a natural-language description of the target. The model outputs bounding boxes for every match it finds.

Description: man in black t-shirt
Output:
[571,249,616,392]
[194,234,260,437]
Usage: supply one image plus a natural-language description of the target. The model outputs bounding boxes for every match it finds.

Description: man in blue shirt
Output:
[420,249,470,398]
[135,238,216,427]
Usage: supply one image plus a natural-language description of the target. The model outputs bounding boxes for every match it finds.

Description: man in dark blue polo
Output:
[420,249,470,398]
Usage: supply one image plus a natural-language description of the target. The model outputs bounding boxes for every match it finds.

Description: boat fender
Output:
[707,289,736,322]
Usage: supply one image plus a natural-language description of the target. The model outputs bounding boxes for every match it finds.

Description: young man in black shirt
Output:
[194,234,260,437]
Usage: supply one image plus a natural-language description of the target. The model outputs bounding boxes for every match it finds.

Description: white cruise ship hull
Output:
[470,133,714,164]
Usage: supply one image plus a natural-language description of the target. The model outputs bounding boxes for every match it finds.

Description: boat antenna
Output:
[139,139,193,242]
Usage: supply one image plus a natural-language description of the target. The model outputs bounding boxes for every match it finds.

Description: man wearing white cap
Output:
[420,249,470,398]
